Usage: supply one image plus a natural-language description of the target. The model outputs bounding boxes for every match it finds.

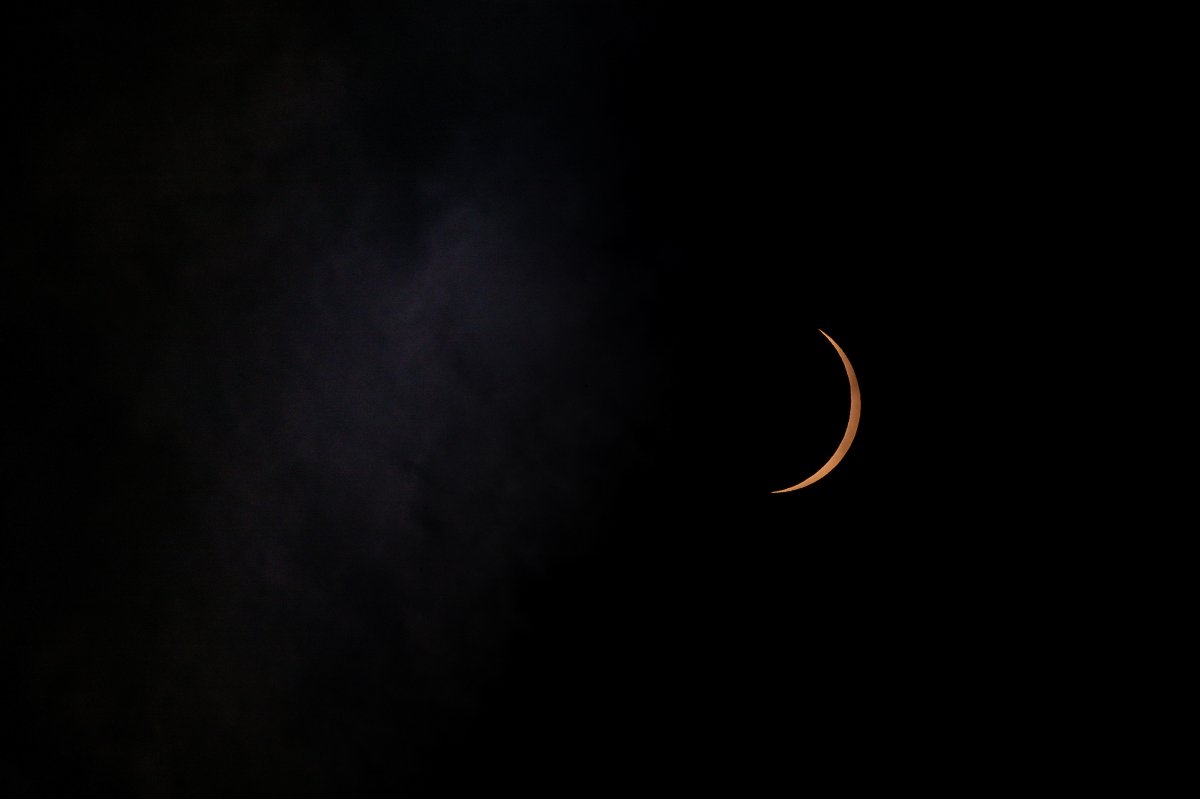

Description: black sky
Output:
[3,3,1011,795]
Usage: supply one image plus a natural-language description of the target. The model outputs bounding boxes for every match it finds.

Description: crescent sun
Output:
[771,330,861,493]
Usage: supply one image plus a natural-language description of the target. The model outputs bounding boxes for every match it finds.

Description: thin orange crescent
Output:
[771,330,860,493]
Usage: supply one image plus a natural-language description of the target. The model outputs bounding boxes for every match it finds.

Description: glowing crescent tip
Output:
[770,329,860,493]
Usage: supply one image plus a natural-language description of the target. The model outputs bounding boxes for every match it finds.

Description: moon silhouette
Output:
[771,330,861,493]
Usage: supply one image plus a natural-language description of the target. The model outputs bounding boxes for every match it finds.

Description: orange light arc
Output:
[771,330,861,493]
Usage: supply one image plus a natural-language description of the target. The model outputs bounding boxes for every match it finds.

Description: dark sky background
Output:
[3,2,1019,795]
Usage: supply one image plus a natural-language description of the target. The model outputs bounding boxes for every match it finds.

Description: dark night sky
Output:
[3,2,1041,795]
